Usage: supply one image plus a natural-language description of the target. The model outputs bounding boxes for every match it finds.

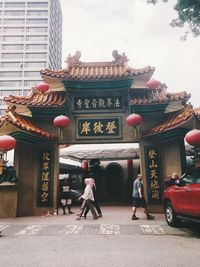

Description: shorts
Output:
[61,199,72,205]
[132,197,147,208]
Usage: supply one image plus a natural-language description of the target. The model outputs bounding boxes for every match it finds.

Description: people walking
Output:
[76,178,98,220]
[131,174,155,220]
[82,178,102,218]
[60,174,74,215]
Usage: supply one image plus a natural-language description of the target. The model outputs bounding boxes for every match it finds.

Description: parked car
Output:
[163,174,200,227]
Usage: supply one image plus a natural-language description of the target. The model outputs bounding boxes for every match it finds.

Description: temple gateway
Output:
[0,50,199,217]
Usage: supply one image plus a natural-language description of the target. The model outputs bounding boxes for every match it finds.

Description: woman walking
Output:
[82,178,102,218]
[76,178,98,220]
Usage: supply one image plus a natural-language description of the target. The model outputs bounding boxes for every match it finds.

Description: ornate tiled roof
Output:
[4,89,67,108]
[41,50,155,81]
[143,106,198,137]
[130,90,190,105]
[0,108,56,139]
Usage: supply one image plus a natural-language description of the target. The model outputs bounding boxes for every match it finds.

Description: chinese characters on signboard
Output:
[145,146,162,204]
[77,118,122,139]
[37,151,53,207]
[73,96,123,112]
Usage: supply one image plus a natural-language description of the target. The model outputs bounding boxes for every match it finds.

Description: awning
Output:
[60,143,139,161]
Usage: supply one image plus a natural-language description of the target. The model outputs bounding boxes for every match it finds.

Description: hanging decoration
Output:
[53,115,71,140]
[185,129,200,168]
[36,83,50,93]
[126,114,143,127]
[0,135,16,175]
[81,160,88,174]
[126,113,143,140]
[146,79,161,90]
[185,129,200,146]
[0,135,16,152]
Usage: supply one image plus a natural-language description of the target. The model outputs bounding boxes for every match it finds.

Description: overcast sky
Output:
[59,0,199,108]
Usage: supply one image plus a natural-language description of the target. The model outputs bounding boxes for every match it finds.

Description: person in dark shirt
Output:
[168,172,180,186]
[60,174,74,215]
[131,174,155,220]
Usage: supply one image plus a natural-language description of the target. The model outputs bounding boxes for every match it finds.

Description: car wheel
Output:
[164,201,180,227]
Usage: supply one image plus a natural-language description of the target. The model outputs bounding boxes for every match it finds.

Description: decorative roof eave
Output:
[4,89,67,114]
[130,69,155,89]
[129,91,190,108]
[40,50,155,82]
[0,108,56,140]
[40,65,155,82]
[142,105,199,138]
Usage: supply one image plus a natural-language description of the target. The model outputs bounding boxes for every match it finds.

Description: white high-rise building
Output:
[0,0,62,114]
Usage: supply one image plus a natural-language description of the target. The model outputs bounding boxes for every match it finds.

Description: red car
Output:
[163,174,200,227]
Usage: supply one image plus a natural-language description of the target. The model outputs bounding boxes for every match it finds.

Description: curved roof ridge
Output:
[143,105,195,137]
[0,109,56,139]
[4,90,67,108]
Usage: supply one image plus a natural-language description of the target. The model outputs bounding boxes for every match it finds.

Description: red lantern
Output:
[146,79,161,89]
[36,83,49,93]
[53,115,71,128]
[81,160,88,171]
[0,135,16,152]
[185,129,200,146]
[126,114,143,127]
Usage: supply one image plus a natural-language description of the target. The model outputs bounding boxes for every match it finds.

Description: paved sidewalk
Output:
[0,206,165,225]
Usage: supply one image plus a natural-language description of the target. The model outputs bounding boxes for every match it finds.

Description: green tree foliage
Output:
[147,0,200,39]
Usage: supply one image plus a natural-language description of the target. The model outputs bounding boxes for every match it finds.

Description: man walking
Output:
[132,174,155,220]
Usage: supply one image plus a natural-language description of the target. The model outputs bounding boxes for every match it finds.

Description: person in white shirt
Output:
[76,178,98,220]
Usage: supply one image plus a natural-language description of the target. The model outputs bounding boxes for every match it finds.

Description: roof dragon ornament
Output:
[112,50,128,65]
[65,51,81,68]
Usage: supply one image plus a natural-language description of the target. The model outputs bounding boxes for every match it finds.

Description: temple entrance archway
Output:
[0,50,198,217]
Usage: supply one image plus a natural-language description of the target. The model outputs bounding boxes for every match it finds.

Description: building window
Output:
[24,71,40,77]
[27,2,48,8]
[25,53,47,59]
[0,71,22,77]
[0,81,22,87]
[3,27,25,33]
[24,61,47,67]
[2,44,24,50]
[27,10,48,16]
[1,62,21,68]
[2,35,24,42]
[3,19,25,25]
[4,10,25,16]
[24,80,42,86]
[25,44,47,50]
[4,2,25,8]
[26,35,47,41]
[26,19,48,24]
[26,27,48,33]
[1,53,23,59]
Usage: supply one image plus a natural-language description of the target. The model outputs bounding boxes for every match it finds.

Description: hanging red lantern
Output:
[185,129,200,146]
[36,83,49,93]
[126,114,143,127]
[146,79,161,89]
[0,135,16,152]
[53,115,71,128]
[81,160,88,171]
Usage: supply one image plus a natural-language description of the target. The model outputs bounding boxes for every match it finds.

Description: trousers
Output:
[77,199,98,219]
